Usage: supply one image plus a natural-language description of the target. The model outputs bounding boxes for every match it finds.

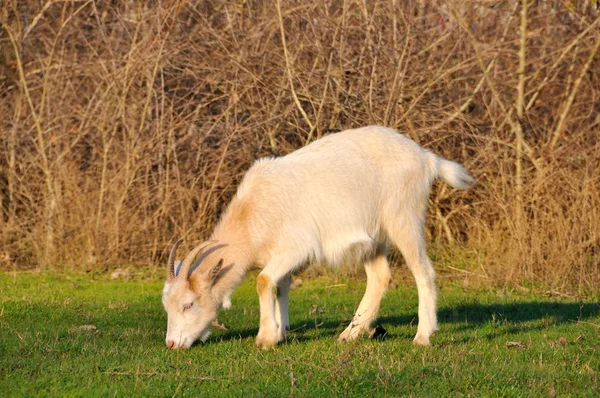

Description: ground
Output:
[0,271,598,396]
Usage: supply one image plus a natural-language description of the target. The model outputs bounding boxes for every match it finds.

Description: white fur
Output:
[163,126,474,349]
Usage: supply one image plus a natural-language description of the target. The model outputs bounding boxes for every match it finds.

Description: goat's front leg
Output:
[256,257,297,349]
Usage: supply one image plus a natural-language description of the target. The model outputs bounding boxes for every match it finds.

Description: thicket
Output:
[1,1,599,293]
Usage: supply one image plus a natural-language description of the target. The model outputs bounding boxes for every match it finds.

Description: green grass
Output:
[1,271,599,397]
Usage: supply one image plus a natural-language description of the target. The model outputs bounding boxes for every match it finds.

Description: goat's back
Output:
[227,126,459,265]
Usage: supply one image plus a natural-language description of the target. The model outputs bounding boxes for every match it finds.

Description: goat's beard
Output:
[199,328,212,343]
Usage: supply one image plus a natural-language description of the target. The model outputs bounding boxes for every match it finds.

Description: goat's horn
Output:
[178,240,219,279]
[167,239,184,281]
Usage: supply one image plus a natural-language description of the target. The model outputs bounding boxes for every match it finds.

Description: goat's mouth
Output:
[166,338,188,350]
[166,328,211,350]
[166,332,193,349]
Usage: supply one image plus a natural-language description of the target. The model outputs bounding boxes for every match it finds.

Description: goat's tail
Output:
[429,153,475,191]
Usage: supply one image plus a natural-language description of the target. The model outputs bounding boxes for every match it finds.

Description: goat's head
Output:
[162,239,223,349]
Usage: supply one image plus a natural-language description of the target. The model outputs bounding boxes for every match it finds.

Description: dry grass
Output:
[1,0,599,293]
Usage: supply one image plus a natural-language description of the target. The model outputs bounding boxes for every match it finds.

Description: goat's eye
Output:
[183,302,194,312]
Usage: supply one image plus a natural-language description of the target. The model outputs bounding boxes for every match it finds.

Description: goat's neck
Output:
[204,197,256,304]
[206,229,253,306]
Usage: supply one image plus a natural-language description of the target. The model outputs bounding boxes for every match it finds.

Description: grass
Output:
[1,271,599,397]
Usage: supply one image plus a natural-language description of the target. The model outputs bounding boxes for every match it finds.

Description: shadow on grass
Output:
[214,301,600,344]
[382,301,600,344]
[9,298,595,349]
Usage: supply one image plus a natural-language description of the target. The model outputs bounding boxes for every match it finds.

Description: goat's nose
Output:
[167,340,176,349]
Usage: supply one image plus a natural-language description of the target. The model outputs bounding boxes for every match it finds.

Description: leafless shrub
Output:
[1,0,598,293]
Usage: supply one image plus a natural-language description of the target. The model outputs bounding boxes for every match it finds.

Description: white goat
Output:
[162,125,474,349]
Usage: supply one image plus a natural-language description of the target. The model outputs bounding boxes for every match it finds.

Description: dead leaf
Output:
[290,370,297,387]
[409,317,416,328]
[78,325,97,331]
[211,319,228,331]
[556,337,567,345]
[368,324,388,340]
[584,363,594,374]
[309,304,324,315]
[505,341,525,349]
[515,285,530,293]
[77,312,92,320]
[110,268,130,280]
[291,278,303,289]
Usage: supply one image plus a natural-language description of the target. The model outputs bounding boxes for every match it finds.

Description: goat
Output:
[162,125,474,349]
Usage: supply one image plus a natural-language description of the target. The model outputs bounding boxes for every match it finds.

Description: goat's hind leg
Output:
[339,255,391,341]
[388,217,438,346]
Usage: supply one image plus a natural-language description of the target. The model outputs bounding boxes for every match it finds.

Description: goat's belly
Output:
[319,231,380,267]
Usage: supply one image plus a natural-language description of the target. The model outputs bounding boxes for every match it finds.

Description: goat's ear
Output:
[189,259,224,293]
[208,259,224,286]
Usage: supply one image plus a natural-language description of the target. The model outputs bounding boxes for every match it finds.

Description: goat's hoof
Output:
[256,330,280,349]
[338,325,364,342]
[276,326,289,340]
[256,337,278,349]
[413,334,431,346]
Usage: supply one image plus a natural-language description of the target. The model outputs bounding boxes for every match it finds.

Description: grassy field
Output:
[1,271,598,397]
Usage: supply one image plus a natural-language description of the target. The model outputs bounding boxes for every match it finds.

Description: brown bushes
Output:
[1,1,599,293]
